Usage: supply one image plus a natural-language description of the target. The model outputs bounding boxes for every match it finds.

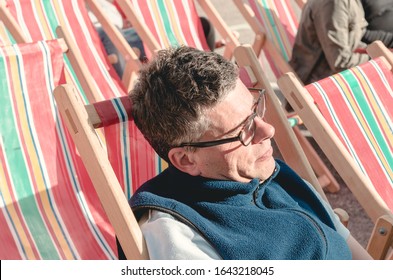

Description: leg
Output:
[199,16,216,51]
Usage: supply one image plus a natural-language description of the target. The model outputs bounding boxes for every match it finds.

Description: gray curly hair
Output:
[130,46,238,162]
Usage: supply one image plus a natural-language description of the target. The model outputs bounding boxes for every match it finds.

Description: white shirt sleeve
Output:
[140,210,221,260]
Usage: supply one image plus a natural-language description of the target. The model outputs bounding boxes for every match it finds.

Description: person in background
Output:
[88,0,218,77]
[118,45,373,260]
[88,0,146,77]
[361,0,393,32]
[290,0,393,84]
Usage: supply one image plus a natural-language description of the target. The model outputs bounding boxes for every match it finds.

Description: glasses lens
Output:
[240,115,256,146]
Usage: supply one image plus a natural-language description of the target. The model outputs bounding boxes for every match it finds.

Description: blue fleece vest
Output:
[130,160,352,260]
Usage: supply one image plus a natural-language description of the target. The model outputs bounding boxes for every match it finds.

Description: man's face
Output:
[191,78,276,182]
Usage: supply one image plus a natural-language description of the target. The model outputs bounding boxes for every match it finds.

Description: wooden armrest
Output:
[367,215,393,259]
[334,208,349,228]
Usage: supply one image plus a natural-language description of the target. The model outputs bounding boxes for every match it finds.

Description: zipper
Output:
[289,208,328,257]
[252,184,328,258]
[252,185,259,204]
[252,167,278,204]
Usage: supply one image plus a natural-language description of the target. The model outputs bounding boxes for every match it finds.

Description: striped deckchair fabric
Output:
[0,40,114,259]
[306,57,393,211]
[116,0,239,59]
[2,0,127,102]
[0,39,161,259]
[90,96,164,198]
[123,0,209,50]
[234,0,301,80]
[278,42,393,258]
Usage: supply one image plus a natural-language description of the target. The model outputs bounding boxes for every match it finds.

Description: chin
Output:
[257,157,276,180]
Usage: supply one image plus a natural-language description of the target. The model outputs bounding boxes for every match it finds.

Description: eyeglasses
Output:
[178,88,266,148]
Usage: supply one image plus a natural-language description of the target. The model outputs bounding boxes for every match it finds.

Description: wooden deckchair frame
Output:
[234,44,326,200]
[277,41,393,259]
[53,84,149,260]
[232,0,299,69]
[233,0,340,193]
[0,0,27,43]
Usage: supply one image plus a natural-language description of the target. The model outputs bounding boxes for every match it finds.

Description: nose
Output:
[252,117,275,144]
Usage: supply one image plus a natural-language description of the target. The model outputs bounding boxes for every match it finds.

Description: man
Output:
[290,0,393,84]
[124,46,372,260]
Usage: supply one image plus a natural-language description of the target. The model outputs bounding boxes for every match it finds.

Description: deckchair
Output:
[84,0,142,91]
[0,39,102,259]
[0,0,140,96]
[53,84,159,259]
[233,0,301,79]
[277,40,393,259]
[233,0,340,193]
[0,0,160,182]
[0,38,160,259]
[115,0,240,59]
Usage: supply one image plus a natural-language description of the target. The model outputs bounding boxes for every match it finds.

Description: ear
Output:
[168,147,201,176]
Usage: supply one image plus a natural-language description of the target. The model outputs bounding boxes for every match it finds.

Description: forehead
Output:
[206,79,254,136]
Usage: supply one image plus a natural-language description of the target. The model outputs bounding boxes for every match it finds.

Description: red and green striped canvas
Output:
[4,0,124,102]
[127,0,210,56]
[306,57,393,211]
[242,0,300,78]
[0,40,116,259]
[0,40,160,260]
[92,96,163,200]
[4,0,164,184]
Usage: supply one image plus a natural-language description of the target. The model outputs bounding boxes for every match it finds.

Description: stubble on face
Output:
[191,79,276,182]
